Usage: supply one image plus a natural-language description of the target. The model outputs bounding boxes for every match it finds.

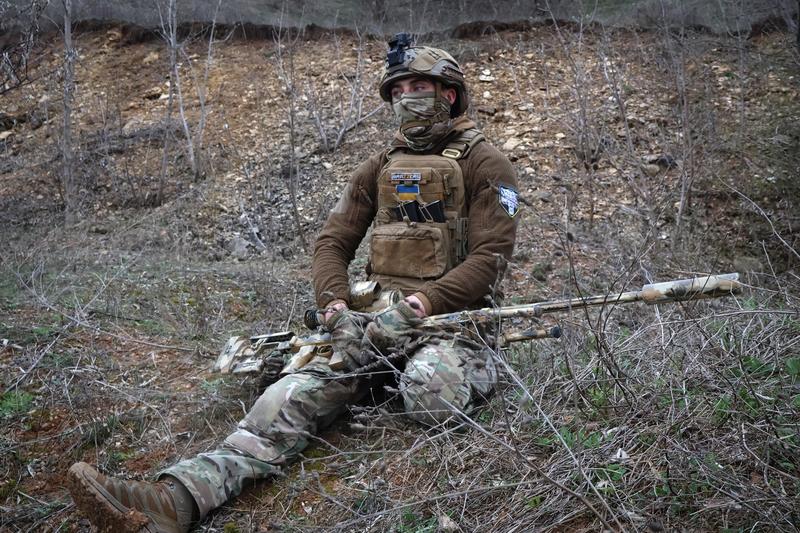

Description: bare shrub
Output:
[0,0,47,96]
[304,28,384,154]
[271,15,309,252]
[154,0,221,199]
[155,0,179,204]
[60,0,79,224]
[540,9,666,234]
[541,14,611,230]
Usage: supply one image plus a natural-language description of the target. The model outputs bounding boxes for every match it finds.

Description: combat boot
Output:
[67,462,197,533]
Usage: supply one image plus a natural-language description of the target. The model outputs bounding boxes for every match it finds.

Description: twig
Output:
[5,331,64,393]
[727,183,800,262]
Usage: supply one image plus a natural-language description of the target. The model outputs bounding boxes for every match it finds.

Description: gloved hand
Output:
[360,300,422,356]
[259,349,287,389]
[325,309,373,370]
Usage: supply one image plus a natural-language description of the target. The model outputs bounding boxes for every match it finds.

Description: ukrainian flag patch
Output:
[396,184,420,201]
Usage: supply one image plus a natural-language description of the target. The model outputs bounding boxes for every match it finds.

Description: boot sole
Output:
[67,462,154,533]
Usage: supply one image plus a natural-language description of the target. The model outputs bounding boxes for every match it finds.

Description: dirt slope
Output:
[1,23,799,532]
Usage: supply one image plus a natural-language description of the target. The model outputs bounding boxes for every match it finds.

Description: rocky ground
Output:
[1,22,799,532]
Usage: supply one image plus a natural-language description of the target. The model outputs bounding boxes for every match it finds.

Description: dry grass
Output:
[200,259,798,532]
[1,19,798,533]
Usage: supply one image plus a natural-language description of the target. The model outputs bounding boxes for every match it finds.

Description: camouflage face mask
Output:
[392,91,453,151]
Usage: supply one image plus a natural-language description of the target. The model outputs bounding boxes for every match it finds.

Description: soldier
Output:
[67,34,519,533]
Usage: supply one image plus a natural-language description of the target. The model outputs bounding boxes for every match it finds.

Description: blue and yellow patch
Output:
[396,184,420,201]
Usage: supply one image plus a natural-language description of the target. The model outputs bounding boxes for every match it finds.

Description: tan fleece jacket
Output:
[312,119,519,315]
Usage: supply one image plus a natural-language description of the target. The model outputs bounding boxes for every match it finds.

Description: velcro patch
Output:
[391,172,422,183]
[396,184,420,201]
[498,185,520,218]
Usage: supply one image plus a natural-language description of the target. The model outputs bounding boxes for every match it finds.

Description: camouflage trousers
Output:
[160,337,497,519]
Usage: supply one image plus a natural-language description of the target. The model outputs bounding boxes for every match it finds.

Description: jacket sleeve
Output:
[420,142,519,314]
[312,151,384,308]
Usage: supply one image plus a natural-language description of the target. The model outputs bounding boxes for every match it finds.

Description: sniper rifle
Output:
[212,273,742,378]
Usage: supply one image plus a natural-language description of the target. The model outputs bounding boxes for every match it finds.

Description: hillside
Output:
[1,21,799,532]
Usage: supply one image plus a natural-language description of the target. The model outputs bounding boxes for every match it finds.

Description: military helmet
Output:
[379,33,469,117]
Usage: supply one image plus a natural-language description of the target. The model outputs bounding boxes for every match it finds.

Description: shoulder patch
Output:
[498,184,520,218]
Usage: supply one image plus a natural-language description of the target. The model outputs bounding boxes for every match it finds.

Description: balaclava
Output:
[392,82,453,152]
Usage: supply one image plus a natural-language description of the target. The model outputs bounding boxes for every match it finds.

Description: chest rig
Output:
[368,128,484,294]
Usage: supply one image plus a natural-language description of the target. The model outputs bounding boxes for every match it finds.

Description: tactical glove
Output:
[259,349,287,389]
[326,309,373,370]
[360,300,422,356]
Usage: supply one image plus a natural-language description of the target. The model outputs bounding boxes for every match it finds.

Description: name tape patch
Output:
[498,185,520,218]
[390,172,422,183]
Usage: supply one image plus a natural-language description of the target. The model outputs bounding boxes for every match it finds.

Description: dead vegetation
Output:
[1,13,799,533]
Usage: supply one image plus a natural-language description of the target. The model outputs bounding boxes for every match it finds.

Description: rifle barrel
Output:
[424,273,741,325]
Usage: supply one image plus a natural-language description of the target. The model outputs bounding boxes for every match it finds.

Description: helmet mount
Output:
[387,33,413,68]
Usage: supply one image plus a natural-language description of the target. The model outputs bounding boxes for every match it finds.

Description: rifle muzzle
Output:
[641,273,741,304]
[304,309,324,330]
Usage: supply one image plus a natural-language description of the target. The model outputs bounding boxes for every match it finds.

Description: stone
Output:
[142,51,160,65]
[502,138,522,151]
[0,113,15,131]
[229,236,251,260]
[28,112,44,130]
[476,105,496,115]
[530,261,553,281]
[644,153,677,168]
[642,164,661,177]
[122,117,149,136]
[438,515,459,532]
[143,86,162,100]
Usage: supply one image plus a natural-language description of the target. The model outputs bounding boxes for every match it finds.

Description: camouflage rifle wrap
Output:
[217,273,741,378]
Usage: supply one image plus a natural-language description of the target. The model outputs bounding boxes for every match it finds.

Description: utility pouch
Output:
[370,222,451,279]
